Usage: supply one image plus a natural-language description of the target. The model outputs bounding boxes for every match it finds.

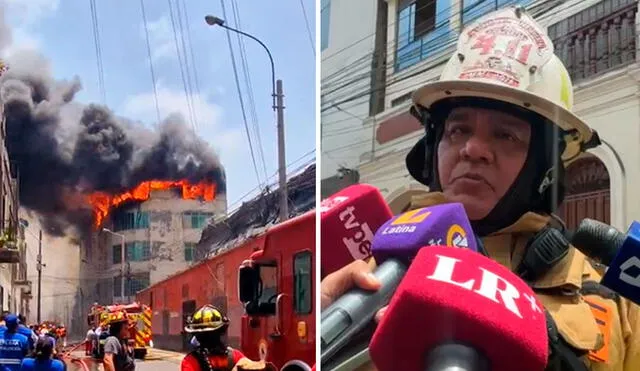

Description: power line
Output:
[299,0,316,57]
[219,0,264,189]
[320,0,513,92]
[167,0,197,131]
[179,0,204,119]
[321,1,460,94]
[88,0,106,104]
[230,0,269,180]
[139,0,162,126]
[174,0,199,130]
[320,0,558,96]
[322,0,450,63]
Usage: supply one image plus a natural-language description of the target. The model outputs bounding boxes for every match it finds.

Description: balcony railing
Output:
[549,0,638,82]
[0,222,20,263]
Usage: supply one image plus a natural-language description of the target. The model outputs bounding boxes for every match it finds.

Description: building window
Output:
[113,276,122,297]
[113,211,149,231]
[182,211,213,229]
[293,251,312,314]
[462,0,533,25]
[114,272,151,297]
[184,243,196,262]
[395,0,456,71]
[321,0,331,50]
[113,241,151,264]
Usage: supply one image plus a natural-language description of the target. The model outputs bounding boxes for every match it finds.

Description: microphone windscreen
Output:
[369,246,548,371]
[320,184,392,278]
[372,203,478,265]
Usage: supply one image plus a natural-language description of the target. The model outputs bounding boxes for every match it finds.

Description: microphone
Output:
[569,218,625,266]
[320,203,478,364]
[320,184,393,279]
[567,219,640,305]
[369,246,548,371]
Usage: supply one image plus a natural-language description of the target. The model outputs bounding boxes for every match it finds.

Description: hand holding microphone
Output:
[321,203,479,364]
[320,259,380,310]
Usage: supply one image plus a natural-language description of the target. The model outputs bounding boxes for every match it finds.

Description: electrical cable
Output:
[139,0,163,126]
[219,0,264,189]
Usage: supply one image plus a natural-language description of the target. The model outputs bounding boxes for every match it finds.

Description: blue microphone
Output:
[599,221,640,303]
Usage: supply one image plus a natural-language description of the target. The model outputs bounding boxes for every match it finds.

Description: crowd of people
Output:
[0,312,65,371]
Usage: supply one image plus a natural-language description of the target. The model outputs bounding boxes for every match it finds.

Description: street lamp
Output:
[102,228,126,302]
[205,14,288,222]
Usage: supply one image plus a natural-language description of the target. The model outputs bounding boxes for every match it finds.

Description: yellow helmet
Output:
[409,6,600,165]
[185,305,228,333]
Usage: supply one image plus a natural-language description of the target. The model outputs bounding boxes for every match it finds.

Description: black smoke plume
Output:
[0,50,226,236]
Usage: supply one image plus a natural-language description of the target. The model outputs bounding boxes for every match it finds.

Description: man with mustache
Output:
[321,6,640,371]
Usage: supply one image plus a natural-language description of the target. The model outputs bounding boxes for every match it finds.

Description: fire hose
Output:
[59,341,90,371]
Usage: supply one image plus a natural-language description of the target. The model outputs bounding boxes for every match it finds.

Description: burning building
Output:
[79,180,226,306]
[0,45,228,331]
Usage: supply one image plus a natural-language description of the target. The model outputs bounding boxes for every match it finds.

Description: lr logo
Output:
[619,256,640,288]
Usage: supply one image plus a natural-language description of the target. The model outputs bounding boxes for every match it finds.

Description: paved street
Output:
[132,359,181,370]
[64,348,184,371]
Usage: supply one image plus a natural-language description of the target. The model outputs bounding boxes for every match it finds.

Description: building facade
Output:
[79,189,227,308]
[320,0,386,196]
[0,95,30,319]
[323,0,640,232]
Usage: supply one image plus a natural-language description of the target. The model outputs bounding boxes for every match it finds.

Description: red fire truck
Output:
[87,302,153,359]
[237,209,315,371]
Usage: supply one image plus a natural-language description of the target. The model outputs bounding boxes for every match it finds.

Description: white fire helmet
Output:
[411,6,600,163]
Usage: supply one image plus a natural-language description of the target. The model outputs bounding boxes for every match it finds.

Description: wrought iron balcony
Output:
[549,0,638,82]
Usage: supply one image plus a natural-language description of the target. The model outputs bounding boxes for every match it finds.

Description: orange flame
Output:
[88,180,216,228]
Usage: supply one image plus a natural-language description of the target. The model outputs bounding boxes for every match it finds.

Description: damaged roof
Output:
[197,164,315,257]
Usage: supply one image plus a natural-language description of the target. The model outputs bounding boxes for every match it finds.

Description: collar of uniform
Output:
[409,192,585,291]
[492,212,585,292]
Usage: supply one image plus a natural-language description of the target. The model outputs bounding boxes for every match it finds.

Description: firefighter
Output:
[86,326,96,356]
[181,305,246,371]
[95,324,109,361]
[55,325,66,348]
[320,6,640,371]
[102,311,135,371]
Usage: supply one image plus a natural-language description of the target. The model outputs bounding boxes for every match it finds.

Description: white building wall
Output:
[21,213,81,329]
[0,263,13,313]
[321,0,379,179]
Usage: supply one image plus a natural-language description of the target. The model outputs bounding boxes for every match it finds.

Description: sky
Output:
[2,0,316,210]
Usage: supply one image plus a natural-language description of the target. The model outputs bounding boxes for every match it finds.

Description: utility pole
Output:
[276,79,288,222]
[121,236,125,302]
[204,15,289,222]
[36,229,42,323]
